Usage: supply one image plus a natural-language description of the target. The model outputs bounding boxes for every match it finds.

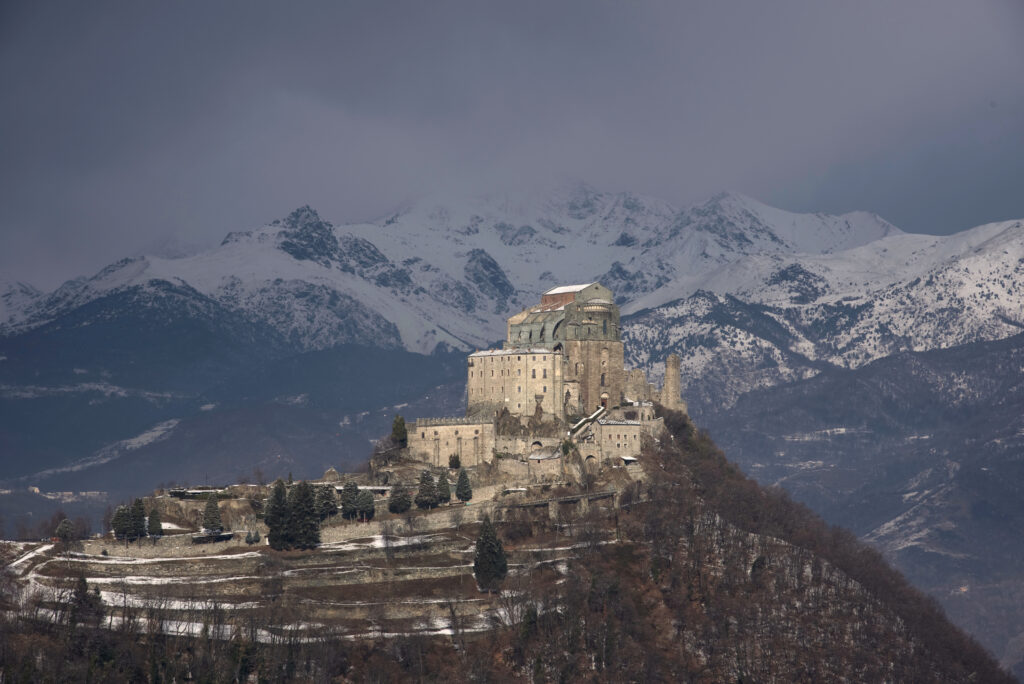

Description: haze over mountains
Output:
[2,183,1023,674]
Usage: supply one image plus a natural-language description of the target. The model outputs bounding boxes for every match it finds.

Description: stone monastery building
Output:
[409,283,686,473]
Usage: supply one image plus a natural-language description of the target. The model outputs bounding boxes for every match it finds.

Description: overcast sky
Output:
[2,1,1022,289]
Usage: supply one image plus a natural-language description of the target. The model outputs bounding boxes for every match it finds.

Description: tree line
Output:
[110,498,162,542]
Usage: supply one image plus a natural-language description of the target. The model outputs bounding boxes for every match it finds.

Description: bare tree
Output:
[448,505,465,532]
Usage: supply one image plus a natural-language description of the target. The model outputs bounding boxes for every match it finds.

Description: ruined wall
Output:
[409,419,495,467]
[661,353,684,411]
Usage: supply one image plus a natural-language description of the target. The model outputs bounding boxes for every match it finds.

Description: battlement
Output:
[415,416,489,427]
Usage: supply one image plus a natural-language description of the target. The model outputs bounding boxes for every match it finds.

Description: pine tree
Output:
[456,468,473,503]
[55,518,76,550]
[473,515,507,592]
[437,471,451,504]
[356,490,376,521]
[130,498,147,540]
[415,471,438,509]
[288,481,320,549]
[341,481,360,520]
[202,493,223,533]
[265,479,290,550]
[147,508,162,537]
[68,575,104,627]
[391,415,408,447]
[388,483,412,514]
[315,485,336,520]
[111,505,130,540]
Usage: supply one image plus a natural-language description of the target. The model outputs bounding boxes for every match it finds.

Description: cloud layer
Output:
[2,1,1022,288]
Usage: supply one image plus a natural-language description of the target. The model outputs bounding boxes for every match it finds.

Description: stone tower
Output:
[661,354,682,411]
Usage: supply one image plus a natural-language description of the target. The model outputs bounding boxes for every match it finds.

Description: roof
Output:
[470,347,558,358]
[597,419,641,426]
[543,283,594,295]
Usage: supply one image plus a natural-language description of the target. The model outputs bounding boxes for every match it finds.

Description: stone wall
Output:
[563,339,625,414]
[492,455,565,483]
[466,349,565,419]
[409,419,494,468]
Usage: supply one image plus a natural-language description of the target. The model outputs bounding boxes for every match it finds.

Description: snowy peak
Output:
[276,205,343,268]
[3,185,1022,365]
[661,191,902,259]
[0,277,41,326]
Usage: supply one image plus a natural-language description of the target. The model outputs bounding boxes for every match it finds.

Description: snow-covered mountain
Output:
[622,217,1024,411]
[3,185,1022,413]
[0,278,40,324]
[4,185,1023,415]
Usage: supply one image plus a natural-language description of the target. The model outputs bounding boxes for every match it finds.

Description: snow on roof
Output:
[469,347,558,357]
[543,283,594,295]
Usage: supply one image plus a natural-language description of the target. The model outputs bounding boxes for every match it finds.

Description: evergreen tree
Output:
[315,486,336,520]
[415,471,438,509]
[448,453,460,469]
[55,518,76,551]
[288,481,320,549]
[147,508,162,537]
[202,493,223,533]
[473,515,507,592]
[388,483,412,514]
[356,490,376,521]
[111,505,131,540]
[68,575,104,627]
[456,468,473,503]
[130,498,147,540]
[391,415,408,447]
[437,471,451,504]
[265,479,290,550]
[340,481,360,520]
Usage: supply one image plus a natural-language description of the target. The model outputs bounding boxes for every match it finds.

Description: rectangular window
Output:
[543,386,546,392]
[543,369,547,378]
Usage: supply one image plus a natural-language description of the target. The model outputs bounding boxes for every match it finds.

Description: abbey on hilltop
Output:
[408,283,686,473]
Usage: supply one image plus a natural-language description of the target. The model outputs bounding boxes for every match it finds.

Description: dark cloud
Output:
[1,0,1022,288]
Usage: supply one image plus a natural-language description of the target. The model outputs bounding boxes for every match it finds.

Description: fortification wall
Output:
[466,350,564,419]
[409,419,494,468]
[593,421,644,463]
[492,456,564,483]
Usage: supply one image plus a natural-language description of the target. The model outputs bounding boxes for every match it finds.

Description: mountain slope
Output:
[700,332,1024,676]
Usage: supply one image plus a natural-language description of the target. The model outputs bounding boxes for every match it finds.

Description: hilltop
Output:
[0,407,1012,681]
